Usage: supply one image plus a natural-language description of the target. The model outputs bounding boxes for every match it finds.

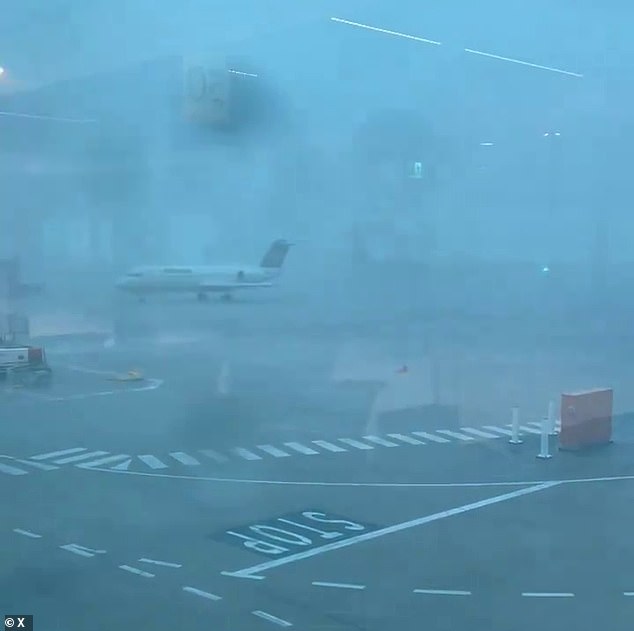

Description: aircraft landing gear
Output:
[197,292,209,302]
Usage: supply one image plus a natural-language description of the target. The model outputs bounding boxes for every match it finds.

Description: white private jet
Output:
[116,239,293,302]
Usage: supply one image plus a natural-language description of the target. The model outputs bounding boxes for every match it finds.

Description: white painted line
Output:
[111,459,132,470]
[222,481,559,579]
[436,430,475,441]
[483,425,513,436]
[464,47,584,78]
[252,610,293,627]
[412,431,450,444]
[257,445,291,458]
[182,586,222,601]
[138,455,169,469]
[0,462,28,476]
[414,589,471,595]
[77,464,634,490]
[312,581,366,590]
[461,427,500,439]
[363,435,399,447]
[60,544,106,558]
[331,17,442,46]
[13,528,42,538]
[199,449,228,463]
[312,440,347,453]
[387,433,425,445]
[169,452,200,466]
[139,558,182,568]
[519,425,542,435]
[76,454,129,468]
[284,442,319,455]
[15,459,59,471]
[54,451,108,465]
[624,592,634,596]
[119,564,155,578]
[30,447,85,461]
[338,438,374,450]
[234,447,262,461]
[522,592,575,598]
[0,110,98,123]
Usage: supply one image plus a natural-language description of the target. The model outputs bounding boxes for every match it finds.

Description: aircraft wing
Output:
[198,281,274,292]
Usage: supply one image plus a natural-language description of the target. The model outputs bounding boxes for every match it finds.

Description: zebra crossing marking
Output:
[30,447,86,461]
[412,431,450,444]
[461,427,501,439]
[387,433,425,445]
[3,418,562,477]
[363,435,399,447]
[257,445,291,458]
[169,452,200,466]
[312,440,347,453]
[54,451,108,465]
[284,442,319,455]
[138,455,168,469]
[338,438,374,450]
[0,462,29,476]
[199,449,228,463]
[76,454,130,469]
[234,447,262,461]
[436,430,475,442]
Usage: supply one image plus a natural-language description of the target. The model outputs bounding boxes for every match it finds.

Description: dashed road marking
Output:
[312,581,366,590]
[139,558,182,568]
[119,564,155,578]
[13,528,42,538]
[31,447,86,461]
[312,440,347,453]
[138,455,168,469]
[169,452,200,466]
[252,610,293,627]
[182,586,222,601]
[522,592,575,598]
[284,442,319,455]
[388,433,424,445]
[60,543,106,558]
[338,438,374,450]
[519,425,543,435]
[414,588,472,595]
[258,445,291,458]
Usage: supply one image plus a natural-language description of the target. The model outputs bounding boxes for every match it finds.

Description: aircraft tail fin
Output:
[260,239,293,269]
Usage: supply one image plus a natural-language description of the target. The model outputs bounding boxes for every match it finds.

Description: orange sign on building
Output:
[560,388,613,450]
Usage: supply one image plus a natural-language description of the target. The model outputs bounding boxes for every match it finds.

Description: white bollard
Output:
[536,416,552,459]
[547,400,558,436]
[509,406,523,444]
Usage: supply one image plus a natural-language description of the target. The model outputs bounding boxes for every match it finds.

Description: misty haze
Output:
[1,2,633,631]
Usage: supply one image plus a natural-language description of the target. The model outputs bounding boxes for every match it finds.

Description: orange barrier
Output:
[560,388,613,450]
